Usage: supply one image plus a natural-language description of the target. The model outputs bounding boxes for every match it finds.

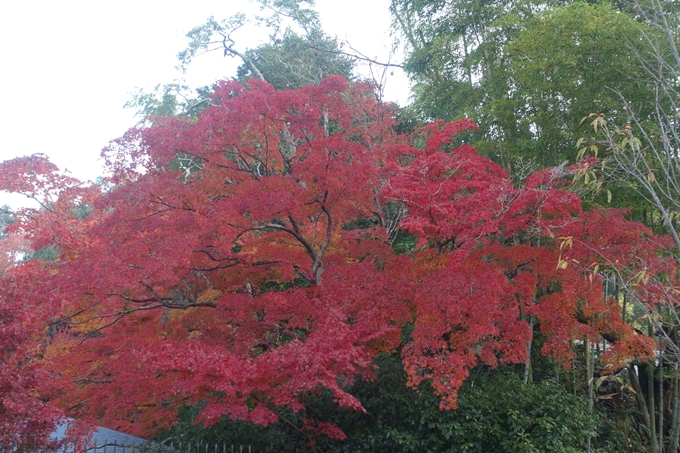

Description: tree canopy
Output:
[392,0,660,167]
[4,0,680,450]
[0,76,664,446]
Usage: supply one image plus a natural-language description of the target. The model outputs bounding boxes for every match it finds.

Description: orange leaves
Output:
[196,288,222,304]
[601,333,656,369]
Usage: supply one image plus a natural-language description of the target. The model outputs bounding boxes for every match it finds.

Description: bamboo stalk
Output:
[622,291,627,324]
[650,320,659,452]
[670,375,680,452]
[586,338,594,453]
[629,366,651,427]
[524,315,534,384]
[659,347,664,450]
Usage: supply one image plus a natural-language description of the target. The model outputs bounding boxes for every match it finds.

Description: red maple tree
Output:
[0,157,93,447]
[0,76,662,442]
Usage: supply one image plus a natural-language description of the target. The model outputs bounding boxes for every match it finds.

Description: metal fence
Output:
[0,440,254,453]
[90,443,253,453]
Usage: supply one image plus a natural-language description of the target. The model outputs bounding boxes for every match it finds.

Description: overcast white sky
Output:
[0,0,410,208]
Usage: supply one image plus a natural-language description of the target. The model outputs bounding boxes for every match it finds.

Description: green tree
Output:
[0,205,14,236]
[235,28,353,90]
[573,1,680,449]
[391,0,658,168]
[390,0,557,159]
[507,1,657,166]
[127,3,355,121]
[125,82,214,120]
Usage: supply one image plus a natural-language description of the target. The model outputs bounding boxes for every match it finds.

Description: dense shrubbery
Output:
[157,355,607,453]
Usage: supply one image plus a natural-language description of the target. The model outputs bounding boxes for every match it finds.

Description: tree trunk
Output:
[524,315,534,384]
[649,363,659,453]
[586,338,594,453]
[630,364,653,430]
[670,375,680,452]
[659,346,664,450]
[650,318,659,452]
[622,291,628,324]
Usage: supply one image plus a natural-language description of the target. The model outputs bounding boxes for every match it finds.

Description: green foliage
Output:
[28,245,59,262]
[256,0,321,28]
[0,205,15,237]
[157,355,599,452]
[259,276,312,293]
[125,83,213,120]
[392,0,660,169]
[177,15,249,72]
[391,0,557,162]
[339,360,596,453]
[391,229,418,255]
[153,404,289,449]
[236,29,354,90]
[507,1,657,166]
[176,0,338,88]
[168,153,205,182]
[593,394,648,452]
[71,204,92,220]
[128,2,353,121]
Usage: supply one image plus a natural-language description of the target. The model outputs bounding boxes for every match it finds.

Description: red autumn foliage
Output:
[0,263,93,448]
[0,231,29,276]
[0,76,665,441]
[0,265,58,442]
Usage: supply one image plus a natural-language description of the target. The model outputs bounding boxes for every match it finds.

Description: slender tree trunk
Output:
[573,353,577,395]
[586,338,594,453]
[322,108,329,138]
[622,291,628,324]
[650,320,660,452]
[650,363,659,453]
[461,34,473,90]
[670,375,680,452]
[524,315,534,384]
[523,277,537,385]
[659,344,664,450]
[630,364,653,430]
[672,328,680,452]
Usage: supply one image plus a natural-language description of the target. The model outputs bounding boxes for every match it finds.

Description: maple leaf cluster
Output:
[0,76,667,441]
[0,262,92,448]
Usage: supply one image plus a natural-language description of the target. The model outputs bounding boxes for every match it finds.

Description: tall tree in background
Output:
[180,17,353,90]
[574,2,680,448]
[391,0,659,168]
[128,0,354,121]
[508,2,657,165]
[390,0,554,155]
[235,28,354,90]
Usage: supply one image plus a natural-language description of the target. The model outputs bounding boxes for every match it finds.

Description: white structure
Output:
[52,422,148,452]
